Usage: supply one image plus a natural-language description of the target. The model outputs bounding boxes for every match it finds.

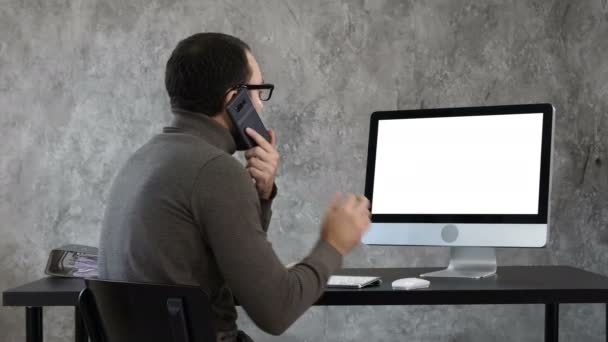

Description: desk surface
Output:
[319,266,608,305]
[4,266,608,307]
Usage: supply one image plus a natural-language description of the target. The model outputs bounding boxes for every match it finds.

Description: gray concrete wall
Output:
[1,0,607,341]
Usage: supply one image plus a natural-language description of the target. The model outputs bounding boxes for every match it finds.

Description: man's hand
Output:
[320,193,371,256]
[245,127,279,200]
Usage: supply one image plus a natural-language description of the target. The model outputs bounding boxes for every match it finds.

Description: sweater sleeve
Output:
[191,154,342,335]
[259,183,276,232]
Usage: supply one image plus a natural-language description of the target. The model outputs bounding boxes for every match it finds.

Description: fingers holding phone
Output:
[245,127,279,200]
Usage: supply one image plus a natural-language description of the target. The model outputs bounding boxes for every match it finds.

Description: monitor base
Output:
[420,247,497,279]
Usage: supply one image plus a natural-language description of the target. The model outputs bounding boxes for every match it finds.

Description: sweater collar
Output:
[165,109,237,155]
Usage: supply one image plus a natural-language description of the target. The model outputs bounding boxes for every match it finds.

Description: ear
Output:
[223,89,238,107]
[215,89,239,131]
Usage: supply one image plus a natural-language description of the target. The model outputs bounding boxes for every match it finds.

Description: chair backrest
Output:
[78,278,216,342]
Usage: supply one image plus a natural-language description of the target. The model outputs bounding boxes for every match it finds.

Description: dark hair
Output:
[165,33,251,116]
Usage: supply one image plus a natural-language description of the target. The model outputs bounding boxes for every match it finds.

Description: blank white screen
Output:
[372,113,544,214]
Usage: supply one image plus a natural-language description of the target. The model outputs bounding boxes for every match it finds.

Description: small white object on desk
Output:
[391,277,430,290]
[327,275,382,289]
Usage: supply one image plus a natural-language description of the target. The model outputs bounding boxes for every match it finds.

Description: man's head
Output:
[165,32,265,118]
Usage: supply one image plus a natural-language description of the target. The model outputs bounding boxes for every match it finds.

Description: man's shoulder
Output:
[199,152,248,181]
[194,152,256,199]
[153,134,250,184]
[149,132,226,164]
[116,133,231,186]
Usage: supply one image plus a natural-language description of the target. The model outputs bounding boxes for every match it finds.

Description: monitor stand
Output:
[420,247,497,279]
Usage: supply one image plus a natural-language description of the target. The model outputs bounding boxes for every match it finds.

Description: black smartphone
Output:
[225,88,271,150]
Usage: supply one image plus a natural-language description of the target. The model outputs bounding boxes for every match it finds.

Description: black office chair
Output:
[78,278,216,342]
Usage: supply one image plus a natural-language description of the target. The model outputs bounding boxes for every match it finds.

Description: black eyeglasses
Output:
[231,83,275,101]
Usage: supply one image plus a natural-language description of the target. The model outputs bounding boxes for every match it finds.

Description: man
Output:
[98,32,370,342]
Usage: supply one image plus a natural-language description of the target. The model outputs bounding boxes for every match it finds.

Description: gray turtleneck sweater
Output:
[97,111,342,338]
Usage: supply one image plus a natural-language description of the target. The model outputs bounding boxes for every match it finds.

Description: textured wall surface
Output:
[1,0,607,341]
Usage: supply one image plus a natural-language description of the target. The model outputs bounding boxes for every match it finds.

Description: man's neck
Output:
[168,109,237,154]
[210,111,231,131]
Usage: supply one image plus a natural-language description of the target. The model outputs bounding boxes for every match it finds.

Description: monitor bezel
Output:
[364,103,554,224]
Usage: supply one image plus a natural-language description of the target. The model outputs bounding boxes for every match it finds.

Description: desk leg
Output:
[26,307,43,342]
[545,303,559,342]
[74,307,88,342]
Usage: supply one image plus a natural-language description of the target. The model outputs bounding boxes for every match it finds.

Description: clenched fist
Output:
[320,193,371,256]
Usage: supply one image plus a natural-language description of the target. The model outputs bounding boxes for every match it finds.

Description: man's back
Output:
[98,113,242,331]
[98,112,344,338]
[100,134,208,281]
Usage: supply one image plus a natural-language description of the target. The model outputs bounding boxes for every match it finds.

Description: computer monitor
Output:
[362,104,554,278]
